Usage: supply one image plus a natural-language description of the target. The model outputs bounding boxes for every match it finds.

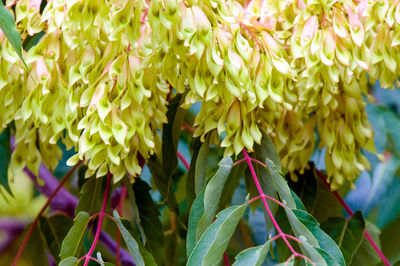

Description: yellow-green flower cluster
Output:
[2,0,400,188]
[146,0,399,189]
[3,0,168,182]
[262,0,377,187]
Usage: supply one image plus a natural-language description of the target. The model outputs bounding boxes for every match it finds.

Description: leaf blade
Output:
[321,211,365,265]
[133,179,164,264]
[187,202,247,266]
[197,157,232,239]
[187,189,205,257]
[75,176,105,215]
[162,93,187,178]
[0,127,11,194]
[38,214,73,263]
[113,211,147,266]
[232,241,271,266]
[0,2,26,66]
[60,211,90,260]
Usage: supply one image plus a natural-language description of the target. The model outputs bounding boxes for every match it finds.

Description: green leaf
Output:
[197,157,232,239]
[187,202,247,265]
[24,224,49,266]
[284,207,320,247]
[298,236,327,265]
[113,211,157,266]
[22,31,45,51]
[59,257,78,266]
[148,93,188,214]
[381,212,400,262]
[292,209,345,265]
[186,137,203,207]
[187,157,233,256]
[248,131,343,265]
[254,131,281,171]
[0,1,27,67]
[284,207,343,265]
[133,179,164,264]
[38,214,73,263]
[120,219,157,266]
[164,230,181,266]
[60,211,90,260]
[123,177,146,244]
[292,209,345,266]
[321,211,365,265]
[274,207,295,262]
[275,260,295,266]
[97,252,116,266]
[195,137,209,196]
[350,221,382,266]
[245,157,278,225]
[287,169,318,208]
[291,190,307,210]
[113,210,144,265]
[75,175,105,215]
[0,127,11,194]
[232,240,271,266]
[187,190,205,257]
[264,158,296,209]
[246,131,294,226]
[162,93,187,178]
[288,164,342,222]
[218,160,245,209]
[148,155,179,213]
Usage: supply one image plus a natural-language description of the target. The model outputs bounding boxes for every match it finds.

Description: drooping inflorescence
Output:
[1,0,400,189]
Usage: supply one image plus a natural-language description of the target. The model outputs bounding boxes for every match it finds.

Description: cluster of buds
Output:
[1,0,400,188]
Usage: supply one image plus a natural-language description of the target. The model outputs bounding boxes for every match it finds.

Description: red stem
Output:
[223,252,230,266]
[315,169,391,266]
[232,158,246,167]
[248,194,285,208]
[12,161,82,266]
[269,233,302,244]
[177,151,190,170]
[77,255,101,264]
[90,212,117,223]
[182,122,195,134]
[83,172,112,266]
[242,150,296,252]
[242,149,314,265]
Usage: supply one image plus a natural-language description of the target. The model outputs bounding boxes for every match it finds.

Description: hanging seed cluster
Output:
[1,0,400,189]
